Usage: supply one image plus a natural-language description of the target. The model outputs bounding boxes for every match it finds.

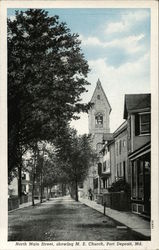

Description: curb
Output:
[8,200,48,213]
[79,200,150,240]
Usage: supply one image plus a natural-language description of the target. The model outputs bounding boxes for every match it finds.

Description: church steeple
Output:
[90,79,111,113]
[88,79,111,148]
[97,78,101,86]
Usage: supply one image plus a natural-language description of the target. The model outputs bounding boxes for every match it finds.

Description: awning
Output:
[100,172,111,179]
[129,141,150,161]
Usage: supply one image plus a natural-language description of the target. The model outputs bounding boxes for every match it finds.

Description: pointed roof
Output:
[90,79,112,113]
[123,93,151,119]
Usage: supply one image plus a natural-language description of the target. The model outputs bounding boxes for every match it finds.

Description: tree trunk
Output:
[32,173,35,206]
[18,164,22,204]
[75,179,78,202]
[32,147,37,207]
[62,183,66,196]
[46,186,49,200]
[40,171,43,203]
[49,187,52,198]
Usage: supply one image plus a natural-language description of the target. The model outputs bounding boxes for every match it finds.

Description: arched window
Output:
[95,113,103,127]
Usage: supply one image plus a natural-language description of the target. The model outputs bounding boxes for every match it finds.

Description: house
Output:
[97,121,131,210]
[98,134,114,194]
[123,93,151,217]
[8,155,39,203]
[98,121,129,193]
[113,121,130,185]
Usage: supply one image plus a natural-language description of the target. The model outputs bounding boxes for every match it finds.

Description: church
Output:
[82,79,113,200]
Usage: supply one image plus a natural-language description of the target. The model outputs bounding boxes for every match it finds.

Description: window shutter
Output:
[135,114,140,136]
[98,163,102,175]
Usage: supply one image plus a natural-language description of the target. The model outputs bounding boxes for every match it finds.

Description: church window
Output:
[95,113,103,126]
[97,95,100,100]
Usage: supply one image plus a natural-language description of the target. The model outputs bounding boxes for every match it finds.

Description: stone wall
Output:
[8,197,19,211]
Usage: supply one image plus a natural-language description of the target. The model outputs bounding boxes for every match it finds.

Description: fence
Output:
[20,195,28,204]
[97,191,130,211]
[8,196,19,211]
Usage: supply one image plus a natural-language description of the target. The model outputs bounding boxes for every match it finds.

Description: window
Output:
[95,114,103,124]
[119,162,122,177]
[123,140,126,147]
[93,178,98,189]
[98,163,102,175]
[135,113,151,135]
[95,113,103,126]
[79,182,83,188]
[138,161,144,199]
[97,95,100,100]
[140,113,151,134]
[123,161,126,181]
[132,160,144,200]
[116,142,118,156]
[132,162,137,198]
[22,173,26,180]
[103,179,106,189]
[103,161,106,172]
[116,164,119,177]
[119,140,121,154]
[22,184,26,192]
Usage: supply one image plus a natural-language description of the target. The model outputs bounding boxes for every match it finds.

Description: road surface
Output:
[8,196,145,241]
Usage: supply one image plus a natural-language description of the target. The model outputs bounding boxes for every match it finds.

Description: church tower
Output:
[82,79,111,199]
[88,79,111,151]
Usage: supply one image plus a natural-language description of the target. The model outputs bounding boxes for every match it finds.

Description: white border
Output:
[0,1,158,250]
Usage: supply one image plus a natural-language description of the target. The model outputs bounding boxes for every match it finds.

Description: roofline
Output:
[125,93,151,97]
[124,108,151,119]
[123,93,151,119]
[90,79,112,113]
[107,139,115,146]
[113,121,127,137]
[127,108,150,114]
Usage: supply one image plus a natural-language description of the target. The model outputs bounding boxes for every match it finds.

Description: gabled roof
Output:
[113,120,127,138]
[90,79,112,113]
[123,93,151,119]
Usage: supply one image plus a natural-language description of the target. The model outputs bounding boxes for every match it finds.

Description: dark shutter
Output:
[98,163,102,176]
[135,114,140,136]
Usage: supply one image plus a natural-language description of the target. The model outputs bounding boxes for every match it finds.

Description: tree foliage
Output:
[55,128,96,201]
[8,9,90,178]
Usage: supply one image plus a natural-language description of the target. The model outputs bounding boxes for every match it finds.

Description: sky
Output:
[8,8,151,134]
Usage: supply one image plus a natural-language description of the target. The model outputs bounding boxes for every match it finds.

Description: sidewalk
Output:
[79,198,150,238]
[8,199,41,213]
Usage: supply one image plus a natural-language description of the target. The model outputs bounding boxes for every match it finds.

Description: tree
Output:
[8,9,90,186]
[56,128,96,201]
[29,141,69,204]
[38,142,68,201]
[42,157,69,200]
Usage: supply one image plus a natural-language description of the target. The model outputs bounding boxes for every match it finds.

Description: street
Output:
[8,196,144,241]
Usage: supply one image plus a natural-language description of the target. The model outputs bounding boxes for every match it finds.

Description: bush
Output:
[108,179,130,194]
